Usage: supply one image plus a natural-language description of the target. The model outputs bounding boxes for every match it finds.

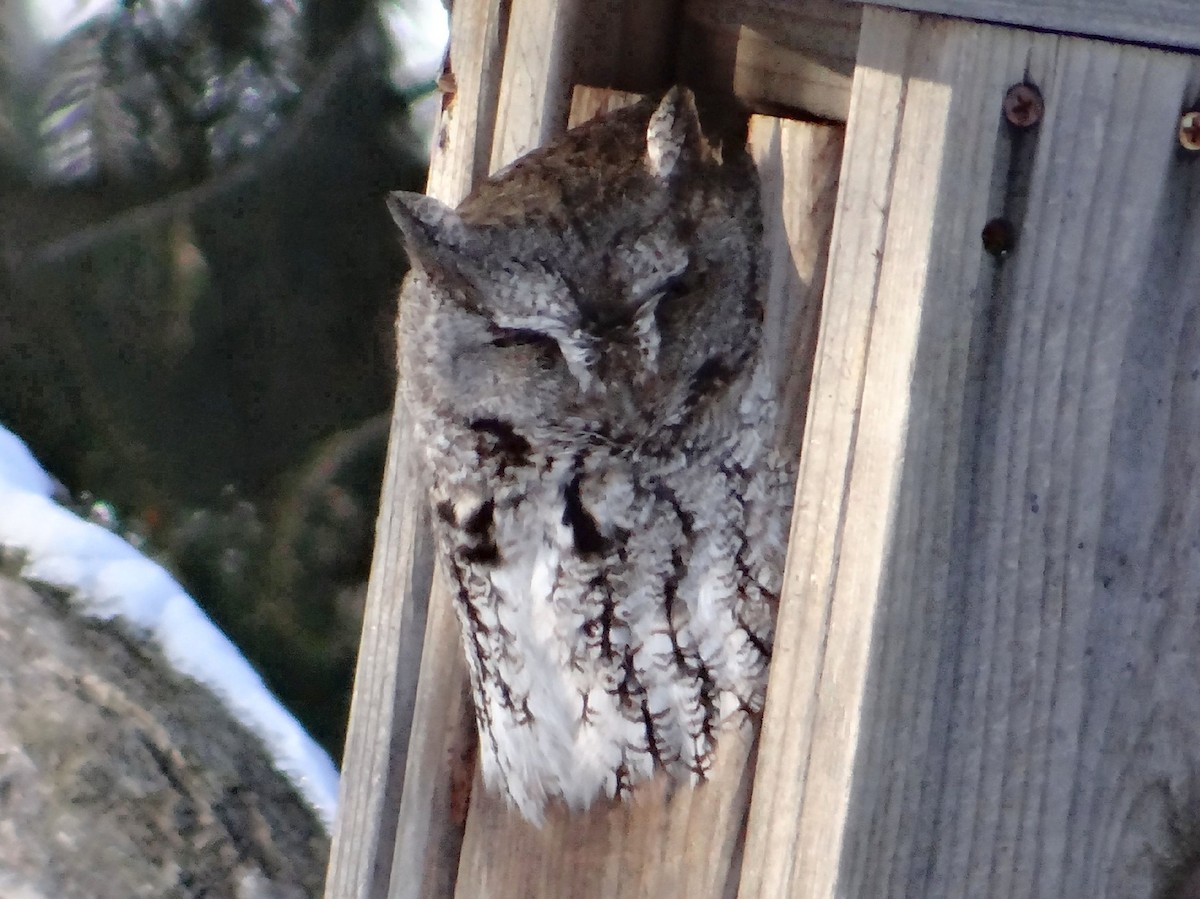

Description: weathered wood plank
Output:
[453,733,758,899]
[383,0,517,894]
[749,115,843,448]
[321,410,433,899]
[489,0,584,171]
[865,0,1200,53]
[679,0,862,121]
[741,8,1200,897]
[447,91,843,899]
[387,573,475,899]
[427,0,509,206]
[566,86,643,129]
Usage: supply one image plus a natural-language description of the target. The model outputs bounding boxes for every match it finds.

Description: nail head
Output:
[1003,83,1043,129]
[982,218,1016,259]
[1180,111,1200,150]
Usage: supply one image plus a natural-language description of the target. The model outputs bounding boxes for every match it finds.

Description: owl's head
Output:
[391,87,763,451]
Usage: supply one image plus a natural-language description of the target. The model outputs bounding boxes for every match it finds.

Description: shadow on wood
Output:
[742,10,1200,897]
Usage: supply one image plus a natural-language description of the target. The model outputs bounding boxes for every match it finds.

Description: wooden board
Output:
[679,0,862,122]
[427,0,509,206]
[489,0,583,170]
[320,403,435,899]
[740,7,1200,897]
[864,0,1200,53]
[750,115,843,447]
[453,732,758,899]
[566,86,644,129]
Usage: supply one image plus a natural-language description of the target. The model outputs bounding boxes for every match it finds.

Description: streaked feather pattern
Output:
[392,87,793,823]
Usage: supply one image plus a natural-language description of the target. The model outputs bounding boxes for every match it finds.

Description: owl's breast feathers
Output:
[424,398,786,823]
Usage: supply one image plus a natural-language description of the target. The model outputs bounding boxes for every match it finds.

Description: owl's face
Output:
[392,91,763,453]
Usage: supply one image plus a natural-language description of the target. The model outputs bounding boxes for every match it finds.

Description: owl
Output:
[389,87,794,824]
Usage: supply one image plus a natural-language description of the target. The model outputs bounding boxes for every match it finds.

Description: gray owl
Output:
[389,87,793,824]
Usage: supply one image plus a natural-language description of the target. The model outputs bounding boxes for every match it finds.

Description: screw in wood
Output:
[1180,111,1200,150]
[981,218,1015,259]
[1003,83,1043,128]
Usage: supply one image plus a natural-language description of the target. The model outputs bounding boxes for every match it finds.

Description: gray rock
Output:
[0,573,328,898]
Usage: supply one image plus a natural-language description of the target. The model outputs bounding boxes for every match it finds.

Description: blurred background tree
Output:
[0,0,447,759]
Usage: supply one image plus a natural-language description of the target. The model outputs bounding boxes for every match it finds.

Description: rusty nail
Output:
[1180,111,1200,150]
[1003,83,1043,129]
[981,218,1016,259]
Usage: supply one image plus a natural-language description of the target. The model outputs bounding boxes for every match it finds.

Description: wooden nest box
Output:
[326,0,1200,896]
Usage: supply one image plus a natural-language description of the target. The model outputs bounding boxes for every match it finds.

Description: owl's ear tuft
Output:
[388,191,472,270]
[645,86,702,183]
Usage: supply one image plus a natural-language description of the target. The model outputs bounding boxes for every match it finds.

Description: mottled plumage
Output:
[390,88,793,824]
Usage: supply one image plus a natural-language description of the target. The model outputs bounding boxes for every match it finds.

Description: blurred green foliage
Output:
[0,0,433,759]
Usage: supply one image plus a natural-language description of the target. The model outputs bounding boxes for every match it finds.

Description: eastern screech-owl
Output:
[389,87,793,824]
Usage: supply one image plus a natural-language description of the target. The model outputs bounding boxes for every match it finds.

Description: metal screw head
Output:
[981,218,1016,259]
[1003,83,1043,129]
[1180,111,1200,150]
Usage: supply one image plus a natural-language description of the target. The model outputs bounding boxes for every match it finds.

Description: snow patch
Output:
[0,424,340,831]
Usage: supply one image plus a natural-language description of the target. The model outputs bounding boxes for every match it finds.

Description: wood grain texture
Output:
[453,732,757,899]
[426,0,510,206]
[384,0,518,894]
[749,115,843,449]
[679,0,862,121]
[489,0,584,172]
[741,8,1200,898]
[865,0,1200,52]
[566,86,643,129]
[322,410,434,899]
[388,571,476,899]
